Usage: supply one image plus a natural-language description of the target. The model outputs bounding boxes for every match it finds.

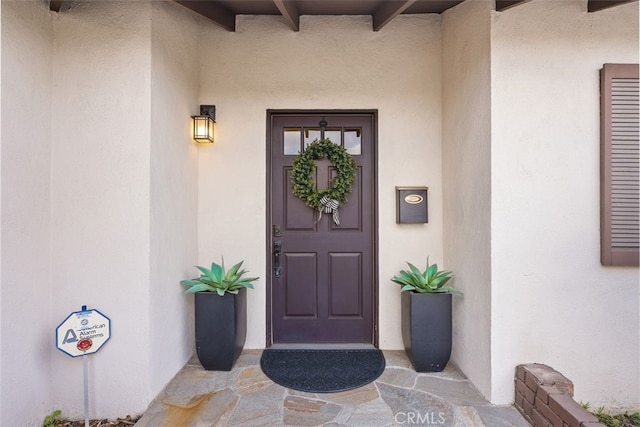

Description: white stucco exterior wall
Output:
[0,2,3,420]
[1,2,54,425]
[442,0,493,400]
[197,14,444,350]
[0,1,200,422]
[50,0,154,418]
[490,0,639,408]
[149,0,200,395]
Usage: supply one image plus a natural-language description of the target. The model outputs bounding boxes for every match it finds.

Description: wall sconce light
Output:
[192,105,216,143]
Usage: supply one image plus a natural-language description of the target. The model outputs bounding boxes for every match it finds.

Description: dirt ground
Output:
[53,415,140,426]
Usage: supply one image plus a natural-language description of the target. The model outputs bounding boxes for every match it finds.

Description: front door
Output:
[268,112,377,345]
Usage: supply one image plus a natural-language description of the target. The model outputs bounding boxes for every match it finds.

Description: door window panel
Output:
[324,129,342,146]
[288,126,362,155]
[284,128,302,155]
[304,128,321,149]
[344,128,362,155]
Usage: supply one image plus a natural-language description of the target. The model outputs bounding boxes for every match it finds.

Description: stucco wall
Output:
[50,0,154,418]
[0,1,3,420]
[442,0,493,400]
[0,1,199,422]
[0,1,54,425]
[149,0,199,394]
[490,0,639,409]
[197,14,444,350]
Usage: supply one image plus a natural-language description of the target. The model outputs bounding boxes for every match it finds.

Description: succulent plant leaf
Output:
[183,284,215,294]
[391,258,461,295]
[181,258,259,296]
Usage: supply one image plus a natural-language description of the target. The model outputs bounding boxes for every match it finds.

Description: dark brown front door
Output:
[268,112,377,345]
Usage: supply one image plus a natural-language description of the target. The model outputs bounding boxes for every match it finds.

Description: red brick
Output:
[550,380,573,396]
[549,394,599,427]
[517,378,537,404]
[520,363,553,380]
[536,397,563,427]
[526,370,542,391]
[516,365,527,382]
[523,397,534,417]
[537,384,565,405]
[524,363,573,388]
[522,364,574,396]
[515,391,524,410]
[532,408,553,427]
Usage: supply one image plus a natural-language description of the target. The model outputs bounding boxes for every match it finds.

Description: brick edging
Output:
[515,364,604,426]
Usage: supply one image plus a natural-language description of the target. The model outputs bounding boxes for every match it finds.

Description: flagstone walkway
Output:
[135,350,529,426]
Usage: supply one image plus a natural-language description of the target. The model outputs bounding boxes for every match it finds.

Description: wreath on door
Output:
[291,138,357,225]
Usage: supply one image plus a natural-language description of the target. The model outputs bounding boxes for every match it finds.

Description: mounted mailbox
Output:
[396,186,428,224]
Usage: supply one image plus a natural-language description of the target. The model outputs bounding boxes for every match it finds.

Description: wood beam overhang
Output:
[373,0,417,31]
[588,0,637,12]
[50,0,64,12]
[495,0,530,11]
[273,0,300,32]
[173,0,236,31]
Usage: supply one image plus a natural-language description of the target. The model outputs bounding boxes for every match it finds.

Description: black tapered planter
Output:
[194,288,247,371]
[401,292,452,372]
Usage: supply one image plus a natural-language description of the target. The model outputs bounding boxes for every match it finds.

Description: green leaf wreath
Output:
[291,138,357,215]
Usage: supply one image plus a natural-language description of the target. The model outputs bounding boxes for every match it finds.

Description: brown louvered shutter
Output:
[600,63,639,266]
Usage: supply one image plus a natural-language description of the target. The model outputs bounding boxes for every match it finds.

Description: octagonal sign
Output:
[56,306,111,357]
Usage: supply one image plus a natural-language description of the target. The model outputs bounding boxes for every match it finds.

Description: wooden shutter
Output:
[600,63,639,266]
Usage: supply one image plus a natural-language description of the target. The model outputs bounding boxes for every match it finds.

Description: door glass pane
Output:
[344,128,362,155]
[284,128,302,155]
[304,128,321,149]
[324,129,342,146]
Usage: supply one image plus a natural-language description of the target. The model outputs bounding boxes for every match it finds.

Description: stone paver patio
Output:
[135,350,528,426]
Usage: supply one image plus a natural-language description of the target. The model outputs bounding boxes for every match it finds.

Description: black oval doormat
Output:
[260,349,385,393]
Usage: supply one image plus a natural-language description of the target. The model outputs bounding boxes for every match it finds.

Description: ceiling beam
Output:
[273,0,300,31]
[50,0,64,12]
[588,0,636,12]
[495,0,530,11]
[373,0,417,32]
[173,1,236,31]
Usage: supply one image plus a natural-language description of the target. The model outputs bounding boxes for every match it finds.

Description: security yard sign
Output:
[56,306,111,357]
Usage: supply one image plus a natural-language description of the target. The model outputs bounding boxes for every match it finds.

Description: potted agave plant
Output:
[391,258,462,372]
[181,259,258,371]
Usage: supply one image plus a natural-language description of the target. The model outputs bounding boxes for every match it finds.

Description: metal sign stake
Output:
[83,354,89,427]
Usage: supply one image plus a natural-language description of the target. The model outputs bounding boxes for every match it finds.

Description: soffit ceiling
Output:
[50,0,637,31]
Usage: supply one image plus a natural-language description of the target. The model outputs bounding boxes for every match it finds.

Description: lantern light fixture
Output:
[192,105,216,143]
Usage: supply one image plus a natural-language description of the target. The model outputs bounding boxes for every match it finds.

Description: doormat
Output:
[260,349,385,393]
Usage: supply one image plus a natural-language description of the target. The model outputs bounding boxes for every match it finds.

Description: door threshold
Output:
[269,343,377,350]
